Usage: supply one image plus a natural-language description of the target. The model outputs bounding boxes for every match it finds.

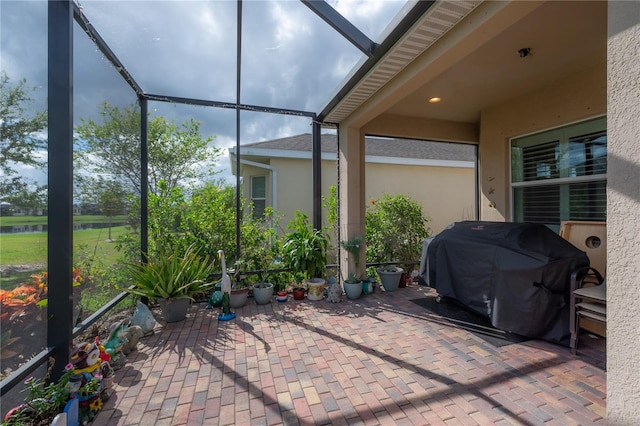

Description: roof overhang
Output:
[319,0,607,129]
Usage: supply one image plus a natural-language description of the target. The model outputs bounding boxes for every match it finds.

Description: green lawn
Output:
[0,215,128,226]
[1,225,134,290]
[0,225,131,265]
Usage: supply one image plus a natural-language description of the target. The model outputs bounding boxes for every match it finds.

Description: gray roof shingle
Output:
[241,133,476,161]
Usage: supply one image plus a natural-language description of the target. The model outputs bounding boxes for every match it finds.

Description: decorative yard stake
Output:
[217,250,235,321]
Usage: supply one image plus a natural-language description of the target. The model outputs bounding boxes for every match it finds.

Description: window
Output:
[511,117,606,230]
[251,175,266,218]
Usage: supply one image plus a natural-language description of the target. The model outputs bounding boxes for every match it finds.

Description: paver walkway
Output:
[94,285,606,425]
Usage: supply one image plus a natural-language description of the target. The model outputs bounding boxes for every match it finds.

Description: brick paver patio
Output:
[94,285,606,425]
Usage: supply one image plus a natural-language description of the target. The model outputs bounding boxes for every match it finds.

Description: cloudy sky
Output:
[1,0,409,184]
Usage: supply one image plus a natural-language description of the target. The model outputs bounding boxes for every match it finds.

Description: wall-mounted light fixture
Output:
[429,97,441,103]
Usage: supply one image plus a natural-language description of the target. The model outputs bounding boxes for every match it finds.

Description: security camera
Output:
[518,48,531,58]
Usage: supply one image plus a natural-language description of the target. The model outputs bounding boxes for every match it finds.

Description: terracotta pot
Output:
[399,273,412,288]
[293,288,305,300]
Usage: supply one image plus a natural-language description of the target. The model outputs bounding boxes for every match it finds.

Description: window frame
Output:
[250,175,267,218]
[510,116,607,228]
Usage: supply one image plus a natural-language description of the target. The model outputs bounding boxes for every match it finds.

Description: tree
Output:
[95,179,127,241]
[0,72,47,206]
[74,102,221,197]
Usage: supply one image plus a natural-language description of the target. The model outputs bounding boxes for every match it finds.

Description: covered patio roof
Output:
[321,1,605,130]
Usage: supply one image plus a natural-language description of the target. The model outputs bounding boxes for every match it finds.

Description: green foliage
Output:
[0,72,48,208]
[235,205,284,285]
[322,184,338,230]
[4,358,72,425]
[123,243,215,300]
[365,193,431,268]
[74,243,134,314]
[147,180,189,255]
[268,271,293,292]
[282,211,328,280]
[181,182,237,261]
[322,184,338,246]
[74,102,221,197]
[341,235,364,270]
[344,272,361,284]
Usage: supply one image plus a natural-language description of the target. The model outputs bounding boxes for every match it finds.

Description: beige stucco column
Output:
[607,1,640,422]
[338,126,366,279]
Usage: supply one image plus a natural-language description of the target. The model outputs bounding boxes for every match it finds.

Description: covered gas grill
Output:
[419,221,589,344]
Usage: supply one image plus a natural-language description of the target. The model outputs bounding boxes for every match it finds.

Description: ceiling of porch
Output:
[323,0,607,127]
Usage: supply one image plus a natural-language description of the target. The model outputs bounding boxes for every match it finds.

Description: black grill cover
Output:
[422,221,589,344]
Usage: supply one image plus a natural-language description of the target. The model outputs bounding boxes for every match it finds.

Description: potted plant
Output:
[229,284,249,308]
[341,235,364,298]
[283,211,329,301]
[3,358,82,426]
[238,205,283,305]
[229,266,250,308]
[366,194,431,289]
[123,243,215,322]
[343,272,363,300]
[291,272,306,300]
[376,265,404,292]
[248,249,275,306]
[3,365,73,425]
[270,271,290,303]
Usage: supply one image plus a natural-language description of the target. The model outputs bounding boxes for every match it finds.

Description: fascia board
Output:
[231,147,473,168]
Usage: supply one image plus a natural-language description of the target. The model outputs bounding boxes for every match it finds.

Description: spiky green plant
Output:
[123,244,215,300]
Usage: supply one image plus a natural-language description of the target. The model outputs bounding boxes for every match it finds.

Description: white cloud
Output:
[1,0,409,184]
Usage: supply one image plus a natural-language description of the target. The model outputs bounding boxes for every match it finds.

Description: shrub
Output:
[365,193,431,269]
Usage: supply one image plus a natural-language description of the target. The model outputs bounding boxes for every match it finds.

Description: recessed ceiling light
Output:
[429,97,441,103]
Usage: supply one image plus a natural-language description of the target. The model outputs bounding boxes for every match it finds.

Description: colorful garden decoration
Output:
[3,338,114,425]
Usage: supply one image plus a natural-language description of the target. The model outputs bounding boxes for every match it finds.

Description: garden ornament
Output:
[120,325,144,355]
[130,300,156,336]
[326,276,341,303]
[104,320,129,357]
[70,340,102,374]
[217,250,235,321]
[207,289,223,308]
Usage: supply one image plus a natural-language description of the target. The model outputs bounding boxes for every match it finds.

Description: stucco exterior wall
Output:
[365,162,475,234]
[364,114,478,144]
[478,61,606,222]
[245,156,475,237]
[607,1,640,422]
[270,157,318,225]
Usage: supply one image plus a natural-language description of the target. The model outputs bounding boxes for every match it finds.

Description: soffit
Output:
[324,0,607,126]
[324,0,482,124]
